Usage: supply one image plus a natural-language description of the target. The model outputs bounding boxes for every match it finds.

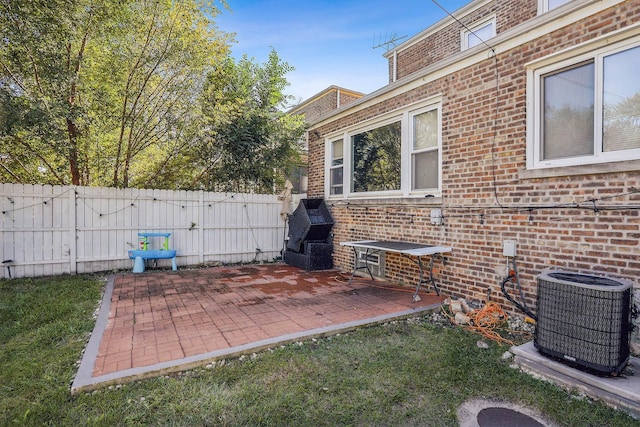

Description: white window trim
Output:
[328,139,344,196]
[407,105,442,195]
[348,115,402,198]
[324,98,442,200]
[526,35,640,170]
[537,0,572,14]
[461,15,496,51]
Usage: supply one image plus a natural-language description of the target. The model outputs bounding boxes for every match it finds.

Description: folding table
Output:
[340,240,452,302]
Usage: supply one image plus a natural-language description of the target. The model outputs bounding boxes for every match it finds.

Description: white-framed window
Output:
[350,119,401,193]
[462,16,496,51]
[329,138,344,195]
[538,0,572,14]
[527,37,640,169]
[325,100,442,199]
[410,106,441,191]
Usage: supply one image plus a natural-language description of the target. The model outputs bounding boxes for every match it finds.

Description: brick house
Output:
[287,86,364,193]
[289,85,364,124]
[304,0,640,338]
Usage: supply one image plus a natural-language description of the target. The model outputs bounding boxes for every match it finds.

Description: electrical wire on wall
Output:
[329,186,640,225]
[501,255,537,320]
[431,0,504,209]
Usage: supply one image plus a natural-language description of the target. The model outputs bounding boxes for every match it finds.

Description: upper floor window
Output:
[528,38,640,169]
[462,16,496,51]
[539,0,572,13]
[325,100,442,198]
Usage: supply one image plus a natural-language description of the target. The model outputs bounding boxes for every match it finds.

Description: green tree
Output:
[91,0,230,188]
[0,0,230,187]
[0,0,137,185]
[194,50,306,193]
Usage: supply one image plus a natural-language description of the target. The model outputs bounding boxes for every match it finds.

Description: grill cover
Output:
[286,199,334,253]
[534,270,633,375]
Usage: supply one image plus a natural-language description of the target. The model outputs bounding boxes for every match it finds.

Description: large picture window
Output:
[351,121,401,193]
[324,100,442,199]
[529,39,640,169]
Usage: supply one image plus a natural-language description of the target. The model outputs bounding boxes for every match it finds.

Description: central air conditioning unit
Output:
[534,270,633,375]
[355,250,385,278]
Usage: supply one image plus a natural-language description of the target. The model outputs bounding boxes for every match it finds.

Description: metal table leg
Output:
[405,254,441,302]
[348,246,375,284]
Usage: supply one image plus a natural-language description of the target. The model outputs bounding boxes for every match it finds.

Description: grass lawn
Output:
[1,274,639,426]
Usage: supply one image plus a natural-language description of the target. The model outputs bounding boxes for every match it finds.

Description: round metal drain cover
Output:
[477,407,544,427]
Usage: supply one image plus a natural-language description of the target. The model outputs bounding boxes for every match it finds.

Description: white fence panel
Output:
[0,184,76,278]
[0,183,295,279]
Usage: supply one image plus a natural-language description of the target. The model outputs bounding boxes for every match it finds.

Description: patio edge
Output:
[71,273,441,394]
[71,274,116,394]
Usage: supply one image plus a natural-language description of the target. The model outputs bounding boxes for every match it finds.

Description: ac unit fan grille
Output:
[534,271,632,375]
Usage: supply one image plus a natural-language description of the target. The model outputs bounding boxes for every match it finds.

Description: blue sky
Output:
[215,0,471,105]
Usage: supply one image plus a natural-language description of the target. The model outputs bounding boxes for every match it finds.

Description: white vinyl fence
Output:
[0,183,296,279]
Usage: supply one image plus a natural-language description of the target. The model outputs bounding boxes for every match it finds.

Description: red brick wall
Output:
[310,1,640,314]
[496,0,537,34]
[295,92,338,124]
[390,0,537,82]
[338,92,362,107]
[294,89,364,123]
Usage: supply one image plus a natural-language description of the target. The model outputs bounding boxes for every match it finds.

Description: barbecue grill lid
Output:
[286,199,333,253]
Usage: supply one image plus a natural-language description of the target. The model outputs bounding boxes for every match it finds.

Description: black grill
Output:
[284,199,334,271]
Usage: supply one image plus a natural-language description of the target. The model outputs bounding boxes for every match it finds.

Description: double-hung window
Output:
[325,100,442,198]
[329,139,344,195]
[410,107,440,191]
[528,38,640,169]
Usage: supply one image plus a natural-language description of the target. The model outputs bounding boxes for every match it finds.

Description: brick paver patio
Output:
[72,264,443,393]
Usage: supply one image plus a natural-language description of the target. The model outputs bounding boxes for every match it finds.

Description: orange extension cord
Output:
[442,301,532,346]
[464,302,513,345]
[337,272,530,345]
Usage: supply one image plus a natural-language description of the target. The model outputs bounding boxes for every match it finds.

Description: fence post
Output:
[199,190,204,265]
[69,186,77,275]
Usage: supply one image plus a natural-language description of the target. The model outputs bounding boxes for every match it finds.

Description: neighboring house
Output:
[289,85,365,124]
[306,0,640,326]
[287,86,365,193]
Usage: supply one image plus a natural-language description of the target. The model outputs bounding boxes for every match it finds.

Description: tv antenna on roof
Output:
[372,33,408,51]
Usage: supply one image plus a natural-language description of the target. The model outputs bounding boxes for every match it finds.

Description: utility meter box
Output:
[503,240,517,257]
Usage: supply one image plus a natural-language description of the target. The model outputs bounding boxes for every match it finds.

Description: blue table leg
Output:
[133,256,145,273]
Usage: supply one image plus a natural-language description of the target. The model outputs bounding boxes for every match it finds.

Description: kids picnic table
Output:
[128,232,177,273]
